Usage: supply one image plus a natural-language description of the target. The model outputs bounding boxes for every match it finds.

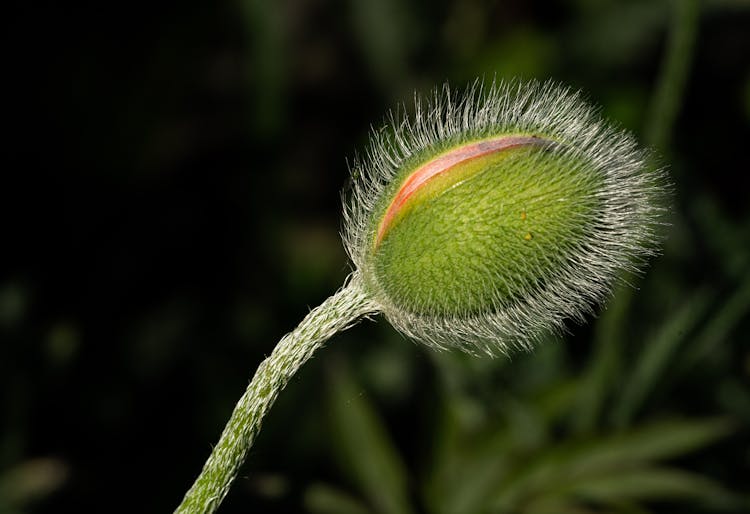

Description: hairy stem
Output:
[175,273,378,514]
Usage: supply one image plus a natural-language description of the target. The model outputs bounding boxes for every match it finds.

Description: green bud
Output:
[371,136,601,315]
[343,80,668,355]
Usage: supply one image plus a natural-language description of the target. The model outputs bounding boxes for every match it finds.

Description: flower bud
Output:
[343,80,667,355]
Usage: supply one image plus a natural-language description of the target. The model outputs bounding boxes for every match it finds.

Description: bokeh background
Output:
[3,0,749,513]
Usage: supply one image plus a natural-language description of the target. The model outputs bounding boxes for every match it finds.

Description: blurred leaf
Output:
[425,378,579,514]
[490,417,732,511]
[425,423,512,514]
[423,386,482,514]
[612,289,713,428]
[535,378,581,424]
[644,0,700,150]
[690,195,750,279]
[566,418,733,475]
[573,284,633,434]
[425,355,548,514]
[327,360,413,514]
[718,378,750,423]
[305,483,372,514]
[678,273,750,377]
[524,495,653,514]
[555,467,739,508]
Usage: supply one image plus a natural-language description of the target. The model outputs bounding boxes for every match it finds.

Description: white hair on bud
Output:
[342,79,668,356]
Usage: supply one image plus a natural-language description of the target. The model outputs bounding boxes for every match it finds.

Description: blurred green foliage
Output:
[2,0,749,513]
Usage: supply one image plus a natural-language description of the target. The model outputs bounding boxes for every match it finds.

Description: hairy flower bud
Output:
[343,80,668,355]
[177,79,670,513]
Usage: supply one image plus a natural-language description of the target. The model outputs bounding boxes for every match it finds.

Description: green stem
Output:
[175,273,378,514]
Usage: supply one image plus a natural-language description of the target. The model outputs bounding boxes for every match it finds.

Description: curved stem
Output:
[175,273,378,514]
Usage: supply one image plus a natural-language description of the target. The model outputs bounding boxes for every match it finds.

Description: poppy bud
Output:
[343,80,667,354]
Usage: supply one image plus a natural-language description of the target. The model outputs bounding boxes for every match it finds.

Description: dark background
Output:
[2,0,749,513]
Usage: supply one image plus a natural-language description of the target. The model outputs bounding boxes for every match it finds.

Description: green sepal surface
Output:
[368,143,602,316]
